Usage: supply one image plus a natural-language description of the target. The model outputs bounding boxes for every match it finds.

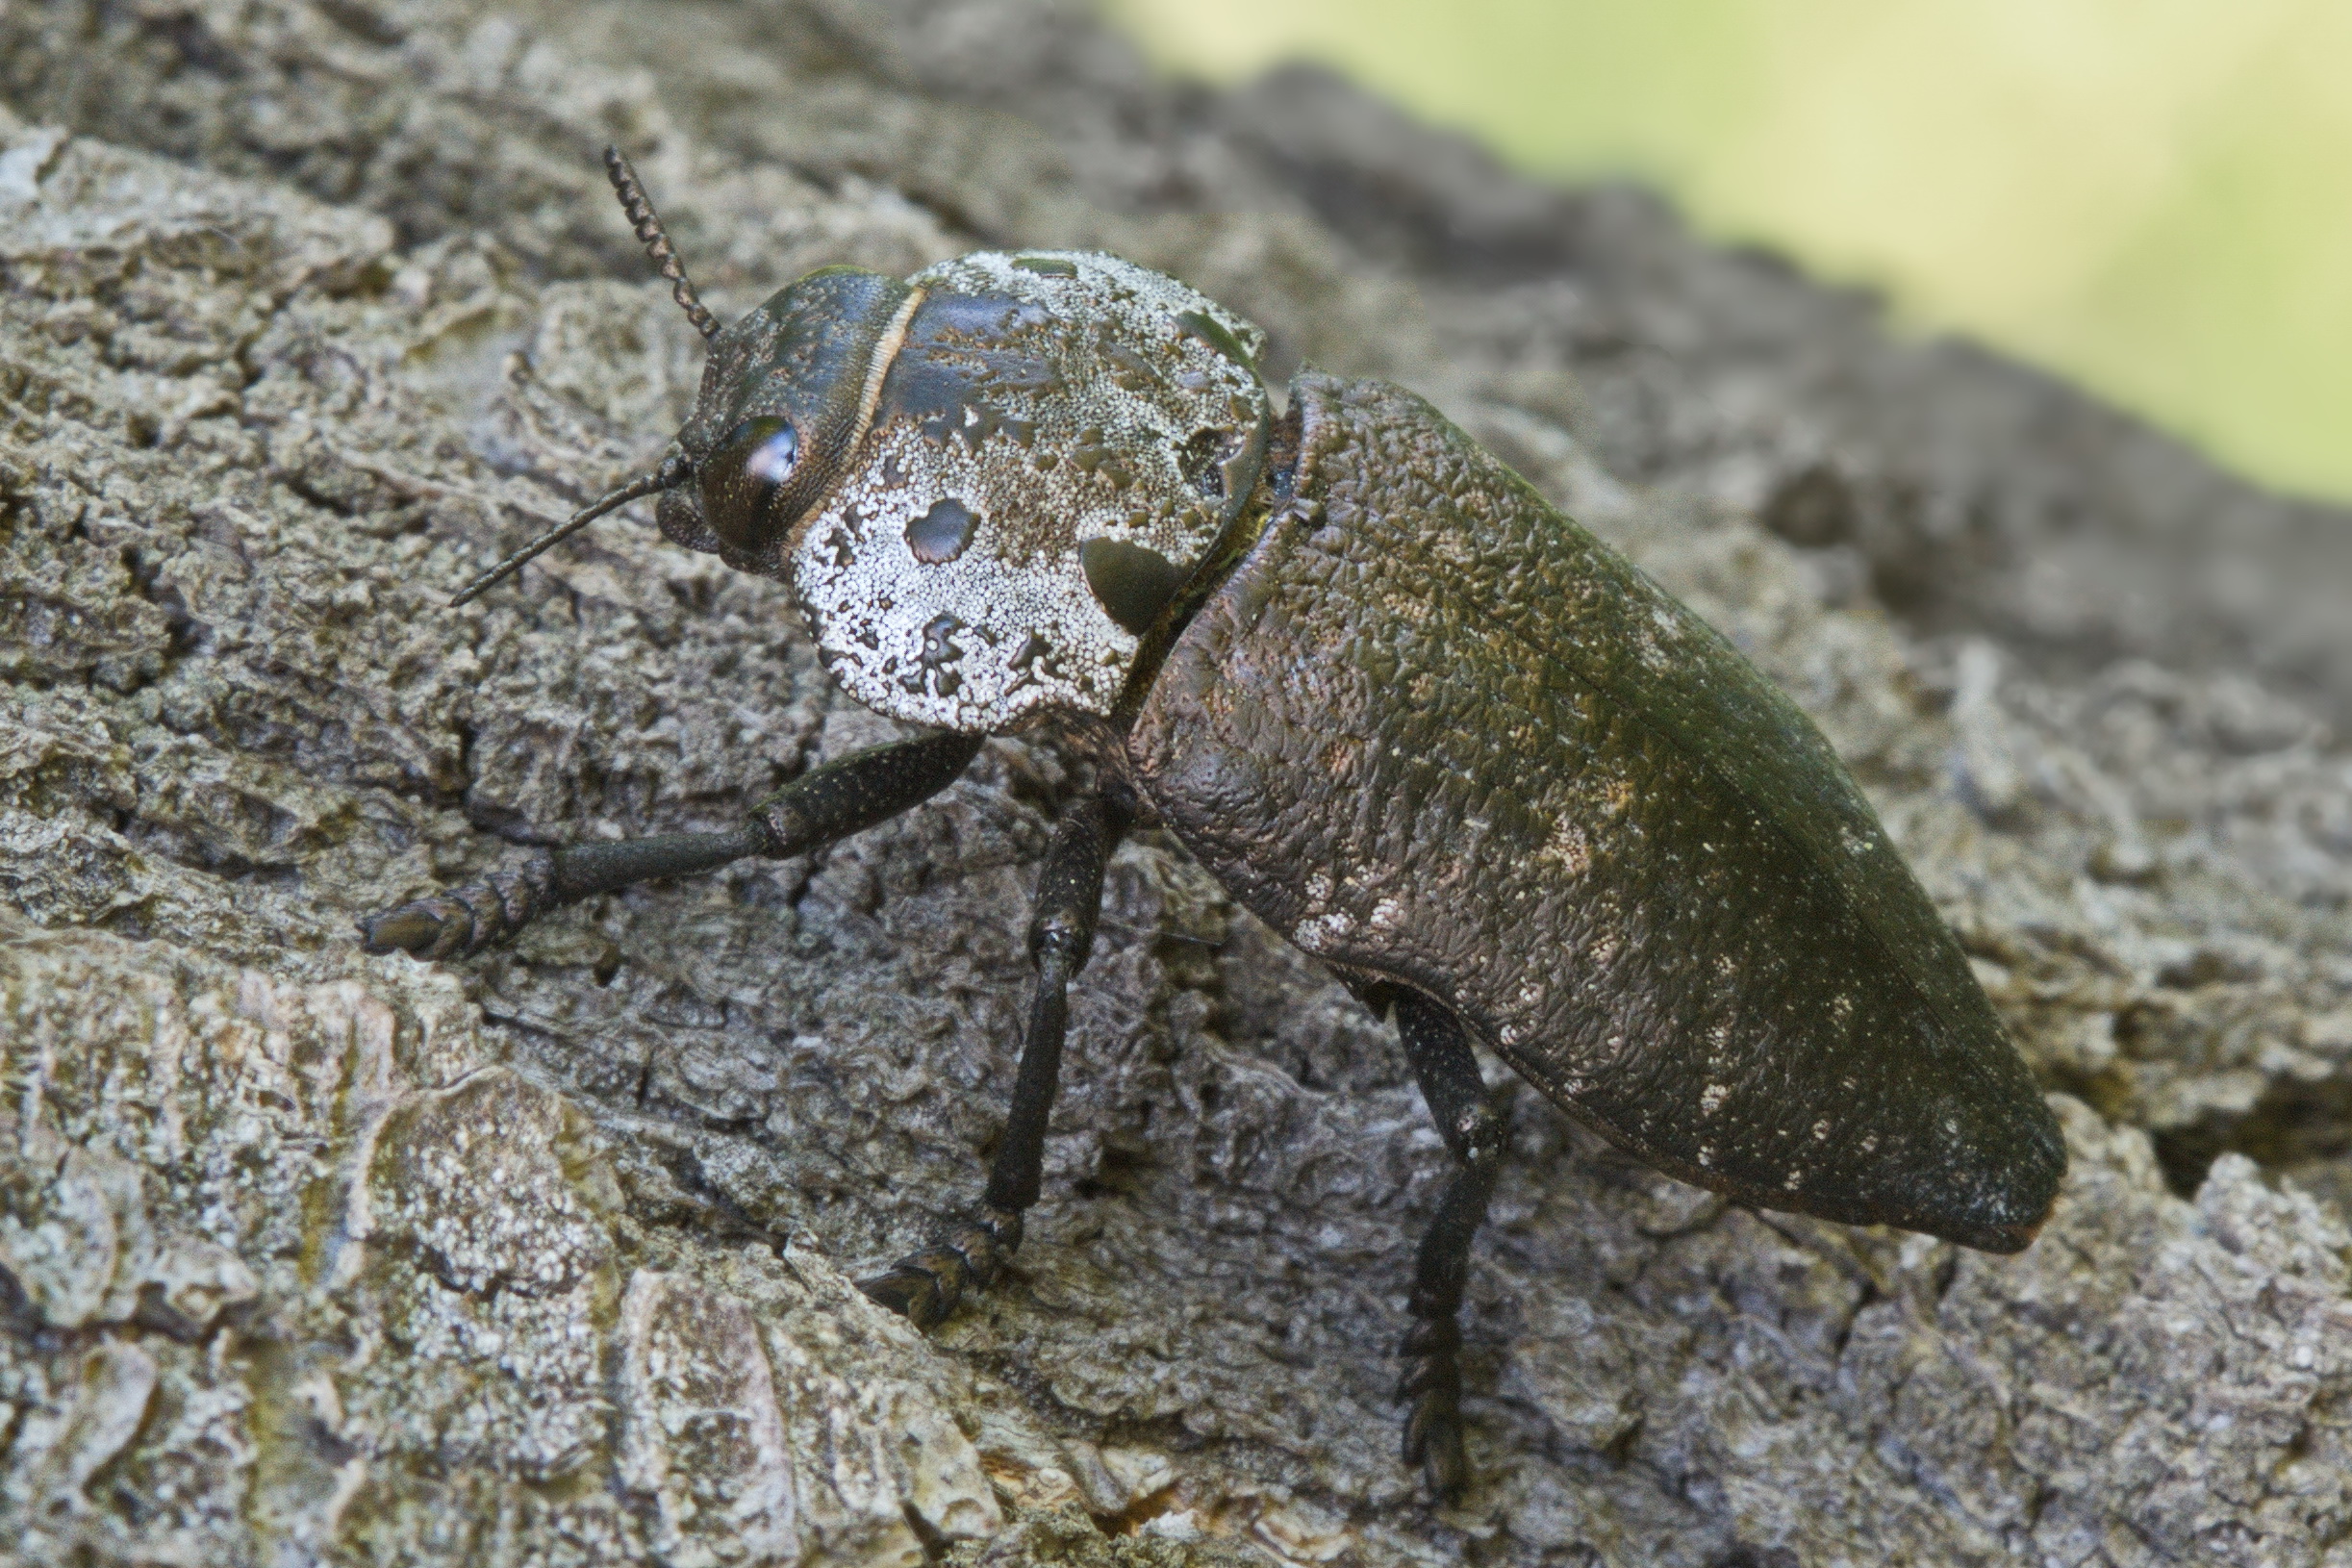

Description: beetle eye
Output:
[701,417,800,552]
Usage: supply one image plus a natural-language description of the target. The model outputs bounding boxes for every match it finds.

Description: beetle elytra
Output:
[362,148,2066,1500]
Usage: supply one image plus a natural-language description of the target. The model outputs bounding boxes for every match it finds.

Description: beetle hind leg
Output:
[859,793,1131,1328]
[1390,990,1510,1502]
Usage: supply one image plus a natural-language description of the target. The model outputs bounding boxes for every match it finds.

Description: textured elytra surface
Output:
[1130,374,2062,1250]
[1,2,2350,1566]
[792,249,1269,731]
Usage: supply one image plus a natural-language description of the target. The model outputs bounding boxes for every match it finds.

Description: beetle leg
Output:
[859,792,1131,1328]
[1394,991,1510,1503]
[358,731,984,959]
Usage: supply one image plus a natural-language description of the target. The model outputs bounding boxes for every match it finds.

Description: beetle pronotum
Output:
[363,148,2065,1499]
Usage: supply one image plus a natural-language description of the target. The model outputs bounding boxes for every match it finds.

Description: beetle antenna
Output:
[446,452,692,607]
[604,145,721,341]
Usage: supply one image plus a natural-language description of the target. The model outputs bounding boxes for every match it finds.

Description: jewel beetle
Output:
[362,148,2066,1500]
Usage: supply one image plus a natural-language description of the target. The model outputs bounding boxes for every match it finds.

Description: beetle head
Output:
[461,154,1274,734]
[652,265,922,573]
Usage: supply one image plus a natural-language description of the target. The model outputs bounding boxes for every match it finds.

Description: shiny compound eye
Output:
[700,417,800,552]
[742,419,799,486]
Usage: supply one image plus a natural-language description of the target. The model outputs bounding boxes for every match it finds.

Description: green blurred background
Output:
[1100,0,2352,505]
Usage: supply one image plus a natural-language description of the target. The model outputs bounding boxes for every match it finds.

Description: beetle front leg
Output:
[859,791,1131,1328]
[359,730,985,958]
[1393,991,1510,1502]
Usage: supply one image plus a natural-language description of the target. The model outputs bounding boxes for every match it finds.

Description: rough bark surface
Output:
[2,2,2349,1565]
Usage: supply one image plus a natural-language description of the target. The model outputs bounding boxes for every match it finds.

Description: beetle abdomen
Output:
[1128,374,2063,1251]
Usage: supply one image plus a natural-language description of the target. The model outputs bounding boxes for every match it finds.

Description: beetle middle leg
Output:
[1390,989,1510,1502]
[358,730,984,958]
[858,791,1132,1328]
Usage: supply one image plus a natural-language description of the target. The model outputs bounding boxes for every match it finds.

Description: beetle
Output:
[361,148,2066,1500]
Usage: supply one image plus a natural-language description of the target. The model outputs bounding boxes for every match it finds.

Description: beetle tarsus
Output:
[360,853,555,959]
[1390,991,1510,1503]
[1399,1317,1471,1500]
[858,1209,1022,1329]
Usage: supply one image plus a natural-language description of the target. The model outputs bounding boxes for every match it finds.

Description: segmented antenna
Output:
[447,453,692,608]
[604,145,721,341]
[445,151,715,607]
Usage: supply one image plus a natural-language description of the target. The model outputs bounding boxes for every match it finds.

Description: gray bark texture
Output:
[3,1,2350,1563]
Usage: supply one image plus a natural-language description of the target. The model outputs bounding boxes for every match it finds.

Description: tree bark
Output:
[3,3,2349,1564]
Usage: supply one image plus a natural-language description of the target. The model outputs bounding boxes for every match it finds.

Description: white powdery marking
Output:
[1541,817,1592,873]
[1291,911,1354,952]
[1701,1083,1732,1115]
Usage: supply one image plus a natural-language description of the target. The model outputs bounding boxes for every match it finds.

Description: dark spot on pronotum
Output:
[1176,310,1257,373]
[901,613,967,696]
[1080,537,1187,635]
[1012,254,1079,276]
[905,498,978,565]
[921,614,962,662]
[1104,342,1163,392]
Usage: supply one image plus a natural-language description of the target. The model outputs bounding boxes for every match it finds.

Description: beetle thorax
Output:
[788,251,1271,732]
